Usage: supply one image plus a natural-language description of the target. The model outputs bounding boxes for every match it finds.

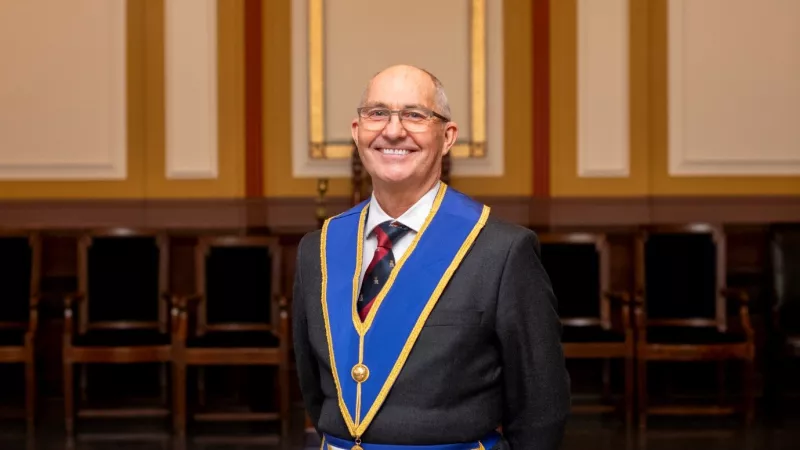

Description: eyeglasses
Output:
[356,106,450,132]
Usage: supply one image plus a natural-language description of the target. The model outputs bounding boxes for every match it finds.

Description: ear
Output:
[351,118,360,146]
[441,121,458,156]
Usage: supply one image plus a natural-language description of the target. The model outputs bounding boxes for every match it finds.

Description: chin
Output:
[373,170,415,186]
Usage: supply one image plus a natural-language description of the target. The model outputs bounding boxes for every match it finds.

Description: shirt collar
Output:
[365,181,441,236]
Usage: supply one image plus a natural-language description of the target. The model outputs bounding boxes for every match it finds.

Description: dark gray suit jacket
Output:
[292,215,571,449]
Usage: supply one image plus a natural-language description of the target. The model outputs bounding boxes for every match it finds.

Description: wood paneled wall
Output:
[0,0,798,228]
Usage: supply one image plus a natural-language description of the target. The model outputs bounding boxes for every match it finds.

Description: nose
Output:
[381,113,407,141]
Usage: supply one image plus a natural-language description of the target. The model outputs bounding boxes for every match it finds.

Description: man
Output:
[292,64,570,450]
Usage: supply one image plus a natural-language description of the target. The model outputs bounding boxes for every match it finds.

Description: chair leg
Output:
[160,363,168,405]
[637,357,647,430]
[744,357,755,427]
[25,353,36,432]
[173,362,187,436]
[624,356,634,428]
[79,364,87,402]
[279,364,291,439]
[198,367,206,407]
[602,358,612,403]
[63,358,75,436]
[717,361,726,406]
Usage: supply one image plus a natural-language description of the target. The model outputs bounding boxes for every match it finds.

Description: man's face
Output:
[351,68,457,190]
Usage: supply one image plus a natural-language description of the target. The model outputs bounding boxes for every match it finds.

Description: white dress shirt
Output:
[358,182,441,286]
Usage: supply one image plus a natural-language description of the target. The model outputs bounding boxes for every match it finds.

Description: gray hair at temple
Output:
[359,65,452,121]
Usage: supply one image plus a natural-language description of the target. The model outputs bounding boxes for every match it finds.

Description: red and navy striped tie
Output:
[357,220,411,321]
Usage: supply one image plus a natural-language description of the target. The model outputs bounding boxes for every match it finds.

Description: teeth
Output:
[381,148,410,155]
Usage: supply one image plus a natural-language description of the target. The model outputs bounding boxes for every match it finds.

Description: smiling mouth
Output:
[377,148,414,156]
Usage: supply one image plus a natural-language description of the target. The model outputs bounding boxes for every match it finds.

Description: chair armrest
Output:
[167,293,202,342]
[165,293,202,311]
[604,290,631,303]
[64,291,86,311]
[28,295,41,334]
[63,292,86,336]
[276,295,291,351]
[721,287,754,338]
[631,292,646,331]
[277,294,289,319]
[721,287,749,303]
[603,290,633,330]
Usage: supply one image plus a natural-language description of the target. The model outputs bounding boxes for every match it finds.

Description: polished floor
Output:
[1,404,798,450]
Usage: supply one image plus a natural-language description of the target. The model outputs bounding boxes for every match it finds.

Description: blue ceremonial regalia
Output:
[293,184,570,450]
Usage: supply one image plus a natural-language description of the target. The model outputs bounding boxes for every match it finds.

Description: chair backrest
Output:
[78,229,168,334]
[636,224,725,330]
[194,235,282,337]
[0,231,40,328]
[771,226,800,333]
[539,232,611,329]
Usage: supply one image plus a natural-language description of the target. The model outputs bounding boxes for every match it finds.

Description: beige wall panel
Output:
[577,0,630,178]
[291,0,504,178]
[164,0,219,179]
[668,0,800,176]
[650,0,800,195]
[0,0,126,180]
[144,0,244,198]
[0,0,145,199]
[324,1,471,142]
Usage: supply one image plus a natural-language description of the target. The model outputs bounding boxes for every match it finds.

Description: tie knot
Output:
[374,220,410,249]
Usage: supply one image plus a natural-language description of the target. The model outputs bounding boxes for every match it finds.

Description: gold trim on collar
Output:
[350,184,448,335]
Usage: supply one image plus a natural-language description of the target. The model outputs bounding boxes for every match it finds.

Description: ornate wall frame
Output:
[306,0,487,160]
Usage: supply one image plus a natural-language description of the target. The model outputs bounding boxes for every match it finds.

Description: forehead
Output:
[364,70,435,108]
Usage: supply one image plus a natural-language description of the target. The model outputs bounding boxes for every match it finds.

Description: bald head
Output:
[359,64,452,120]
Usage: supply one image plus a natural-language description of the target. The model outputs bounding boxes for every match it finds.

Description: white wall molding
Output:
[576,0,630,178]
[0,0,127,180]
[164,0,219,179]
[668,0,800,176]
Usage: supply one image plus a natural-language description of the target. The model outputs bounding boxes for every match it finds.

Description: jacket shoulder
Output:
[480,215,539,248]
[298,229,321,260]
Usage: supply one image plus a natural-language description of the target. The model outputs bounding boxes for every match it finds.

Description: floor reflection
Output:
[1,407,798,450]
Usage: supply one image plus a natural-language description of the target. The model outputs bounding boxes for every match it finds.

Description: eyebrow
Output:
[361,101,388,109]
[361,102,430,110]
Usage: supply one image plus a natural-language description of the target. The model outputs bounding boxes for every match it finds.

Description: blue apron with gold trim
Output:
[319,184,493,448]
[322,431,501,450]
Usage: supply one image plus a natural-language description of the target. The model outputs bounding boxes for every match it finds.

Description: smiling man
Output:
[292,65,570,450]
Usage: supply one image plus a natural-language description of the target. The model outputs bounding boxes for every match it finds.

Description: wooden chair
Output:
[62,229,173,436]
[633,224,755,429]
[766,225,800,418]
[171,235,290,441]
[539,232,634,426]
[0,231,41,432]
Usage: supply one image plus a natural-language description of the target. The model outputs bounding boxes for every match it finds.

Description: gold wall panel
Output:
[550,0,650,197]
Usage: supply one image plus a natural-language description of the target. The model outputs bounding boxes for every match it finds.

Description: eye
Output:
[367,108,389,118]
[402,110,426,121]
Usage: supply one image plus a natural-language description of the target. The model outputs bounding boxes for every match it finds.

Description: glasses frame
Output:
[356,106,451,131]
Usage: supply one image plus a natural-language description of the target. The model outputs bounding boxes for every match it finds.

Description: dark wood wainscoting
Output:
[1,195,799,231]
[1,195,798,403]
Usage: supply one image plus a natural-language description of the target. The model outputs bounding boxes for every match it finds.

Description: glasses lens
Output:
[359,107,432,132]
[360,108,388,130]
